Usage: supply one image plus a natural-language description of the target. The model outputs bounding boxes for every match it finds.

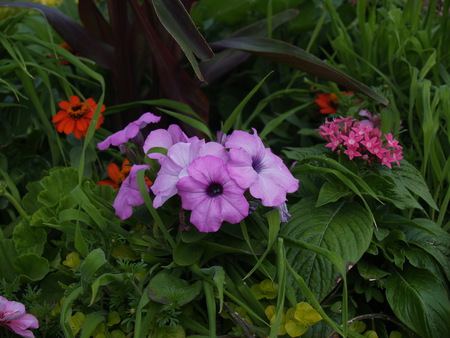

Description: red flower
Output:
[98,159,152,189]
[315,91,356,114]
[52,96,105,139]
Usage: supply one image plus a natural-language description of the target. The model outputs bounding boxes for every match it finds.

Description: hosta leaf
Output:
[386,267,450,338]
[282,197,373,302]
[362,174,423,210]
[403,218,450,281]
[376,160,438,211]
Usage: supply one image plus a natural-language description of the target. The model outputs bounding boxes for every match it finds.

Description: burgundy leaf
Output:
[210,36,389,105]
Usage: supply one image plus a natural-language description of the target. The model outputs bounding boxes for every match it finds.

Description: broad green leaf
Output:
[80,248,107,282]
[38,167,79,207]
[376,160,438,211]
[210,37,389,105]
[30,205,57,227]
[148,272,202,306]
[173,242,204,266]
[13,218,46,255]
[362,174,423,210]
[13,253,49,281]
[281,197,373,302]
[0,239,18,282]
[89,273,125,306]
[386,267,450,338]
[22,180,45,214]
[402,218,450,281]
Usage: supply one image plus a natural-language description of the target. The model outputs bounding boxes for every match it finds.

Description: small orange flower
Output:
[98,159,152,189]
[52,96,105,139]
[315,91,355,114]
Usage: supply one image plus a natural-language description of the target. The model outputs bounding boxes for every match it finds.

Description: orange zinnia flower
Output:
[315,91,355,114]
[52,96,105,139]
[98,159,152,189]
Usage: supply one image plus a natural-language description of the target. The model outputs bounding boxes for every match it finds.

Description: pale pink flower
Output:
[113,164,151,219]
[151,140,228,208]
[225,129,299,207]
[143,124,199,163]
[98,112,161,150]
[0,297,39,338]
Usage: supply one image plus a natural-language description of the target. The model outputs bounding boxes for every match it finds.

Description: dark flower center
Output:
[252,156,264,173]
[68,103,89,119]
[206,182,223,197]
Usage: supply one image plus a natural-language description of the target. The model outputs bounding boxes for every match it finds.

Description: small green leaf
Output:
[316,181,351,207]
[13,218,47,255]
[173,242,203,266]
[148,272,202,306]
[13,253,49,281]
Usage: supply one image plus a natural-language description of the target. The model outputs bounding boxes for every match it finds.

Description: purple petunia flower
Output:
[151,140,228,208]
[97,112,161,150]
[113,164,150,219]
[0,296,39,338]
[225,129,299,207]
[177,155,249,232]
[143,124,199,163]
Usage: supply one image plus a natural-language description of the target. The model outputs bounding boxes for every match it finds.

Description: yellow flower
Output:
[293,302,323,327]
[251,279,278,300]
[62,252,82,269]
[69,312,86,336]
[285,308,308,337]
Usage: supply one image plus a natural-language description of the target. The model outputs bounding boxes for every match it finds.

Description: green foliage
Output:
[0,0,449,337]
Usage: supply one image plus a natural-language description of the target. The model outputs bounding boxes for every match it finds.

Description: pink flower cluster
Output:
[98,114,299,232]
[0,297,39,338]
[318,116,403,168]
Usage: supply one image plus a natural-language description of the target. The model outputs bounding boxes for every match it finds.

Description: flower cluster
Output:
[318,116,403,168]
[98,114,299,232]
[0,297,39,338]
[52,95,105,139]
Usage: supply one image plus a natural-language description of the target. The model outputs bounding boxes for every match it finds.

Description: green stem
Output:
[1,190,27,219]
